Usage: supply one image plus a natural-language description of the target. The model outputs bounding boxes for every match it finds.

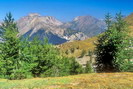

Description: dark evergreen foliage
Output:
[95,13,133,72]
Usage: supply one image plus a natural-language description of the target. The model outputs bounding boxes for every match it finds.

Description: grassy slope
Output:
[125,13,133,26]
[0,73,133,89]
[59,36,97,57]
[129,26,133,36]
[125,13,133,36]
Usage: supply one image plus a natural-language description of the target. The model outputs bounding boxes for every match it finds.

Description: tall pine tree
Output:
[0,13,24,79]
[95,12,133,72]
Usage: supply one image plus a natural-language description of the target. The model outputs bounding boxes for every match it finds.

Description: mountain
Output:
[17,13,63,35]
[17,13,68,44]
[17,13,89,44]
[63,16,105,37]
[17,13,105,44]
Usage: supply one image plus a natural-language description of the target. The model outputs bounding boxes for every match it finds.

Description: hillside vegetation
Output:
[59,36,97,57]
[125,13,133,35]
[0,73,132,89]
[125,13,133,25]
[129,26,133,36]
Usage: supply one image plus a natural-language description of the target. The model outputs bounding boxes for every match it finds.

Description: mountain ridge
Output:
[62,15,105,37]
[16,13,105,44]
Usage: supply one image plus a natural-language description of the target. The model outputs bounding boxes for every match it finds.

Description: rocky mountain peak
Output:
[17,13,65,41]
[73,15,99,24]
[73,16,93,21]
[43,16,63,26]
[63,15,105,37]
[45,16,55,20]
[28,13,41,17]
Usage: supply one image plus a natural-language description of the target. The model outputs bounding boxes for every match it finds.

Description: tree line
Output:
[0,13,89,80]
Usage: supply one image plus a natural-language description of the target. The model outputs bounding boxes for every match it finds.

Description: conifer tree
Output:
[69,57,83,75]
[95,12,133,72]
[0,13,26,79]
[85,61,94,73]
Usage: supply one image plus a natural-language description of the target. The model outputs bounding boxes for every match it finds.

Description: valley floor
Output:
[0,72,133,89]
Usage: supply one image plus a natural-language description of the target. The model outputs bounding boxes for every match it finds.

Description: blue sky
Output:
[0,0,133,22]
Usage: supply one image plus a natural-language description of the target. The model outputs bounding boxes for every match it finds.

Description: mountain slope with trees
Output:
[0,13,86,80]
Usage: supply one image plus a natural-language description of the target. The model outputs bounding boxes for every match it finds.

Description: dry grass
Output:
[0,72,133,89]
[60,72,133,89]
[125,13,133,26]
[58,36,97,57]
[129,26,133,36]
[125,13,133,36]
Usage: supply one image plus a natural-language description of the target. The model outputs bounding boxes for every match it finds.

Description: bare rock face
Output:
[17,13,64,36]
[65,32,88,41]
[63,16,105,37]
[28,13,41,17]
[17,13,69,44]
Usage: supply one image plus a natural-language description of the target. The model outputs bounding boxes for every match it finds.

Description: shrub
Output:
[79,50,86,58]
[69,58,83,75]
[84,61,94,73]
[70,48,75,53]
